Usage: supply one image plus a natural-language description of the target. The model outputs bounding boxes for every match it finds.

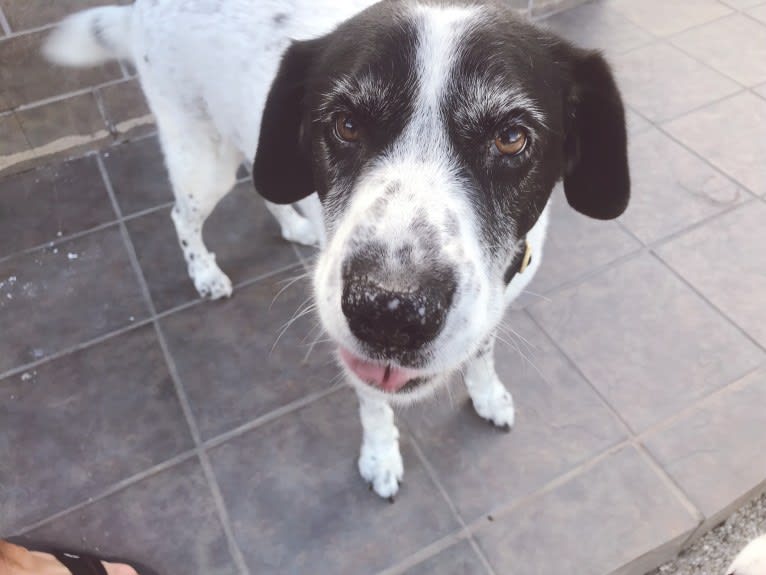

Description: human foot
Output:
[1,541,141,575]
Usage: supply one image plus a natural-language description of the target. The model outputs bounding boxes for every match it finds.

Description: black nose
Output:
[341,271,456,355]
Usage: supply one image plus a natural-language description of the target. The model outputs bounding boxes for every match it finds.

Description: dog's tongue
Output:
[339,348,418,392]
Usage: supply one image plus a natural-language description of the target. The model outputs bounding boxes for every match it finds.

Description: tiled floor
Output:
[2,1,766,574]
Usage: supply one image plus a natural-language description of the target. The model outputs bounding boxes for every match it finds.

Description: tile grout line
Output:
[12,77,138,113]
[376,438,637,575]
[10,448,198,537]
[93,87,115,137]
[0,316,153,383]
[635,355,763,457]
[0,219,121,266]
[202,384,344,450]
[614,18,764,201]
[5,383,351,537]
[95,155,251,575]
[663,34,749,89]
[624,196,759,252]
[374,529,470,575]
[627,99,761,200]
[0,21,55,40]
[404,429,500,575]
[636,443,706,525]
[649,250,766,355]
[654,123,760,197]
[531,245,646,303]
[466,439,632,529]
[655,87,749,127]
[0,6,11,35]
[523,308,639,436]
[0,257,305,386]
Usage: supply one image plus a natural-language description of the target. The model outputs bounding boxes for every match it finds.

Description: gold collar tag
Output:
[519,242,533,274]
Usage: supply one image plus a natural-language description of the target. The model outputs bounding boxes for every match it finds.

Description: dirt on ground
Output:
[649,490,766,575]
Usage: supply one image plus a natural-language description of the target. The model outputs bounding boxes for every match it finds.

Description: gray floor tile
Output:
[620,126,745,244]
[0,326,192,533]
[644,367,766,527]
[14,459,238,575]
[0,31,121,111]
[542,1,652,54]
[208,390,459,575]
[528,192,640,294]
[161,269,335,440]
[748,3,766,23]
[755,82,766,99]
[657,201,766,348]
[127,182,300,312]
[664,92,766,196]
[606,0,732,36]
[0,227,148,374]
[529,254,764,432]
[612,43,741,122]
[403,311,626,521]
[671,14,766,86]
[721,0,765,9]
[474,446,698,575]
[102,137,173,217]
[626,107,653,136]
[0,0,131,31]
[401,541,489,575]
[0,156,115,259]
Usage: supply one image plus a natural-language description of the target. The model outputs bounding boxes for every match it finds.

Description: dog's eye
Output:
[495,126,528,156]
[335,113,360,143]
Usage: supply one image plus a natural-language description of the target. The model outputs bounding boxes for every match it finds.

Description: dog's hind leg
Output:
[295,194,326,248]
[464,339,515,431]
[153,107,243,300]
[356,390,403,500]
[264,200,320,248]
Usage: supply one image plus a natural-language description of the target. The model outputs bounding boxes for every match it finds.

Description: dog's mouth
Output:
[338,347,432,394]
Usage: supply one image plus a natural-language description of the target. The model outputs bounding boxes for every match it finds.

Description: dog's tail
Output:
[43,5,134,67]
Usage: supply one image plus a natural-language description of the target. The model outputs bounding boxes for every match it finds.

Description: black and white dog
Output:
[46,0,629,499]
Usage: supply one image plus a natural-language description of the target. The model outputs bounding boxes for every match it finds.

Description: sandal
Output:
[6,540,159,575]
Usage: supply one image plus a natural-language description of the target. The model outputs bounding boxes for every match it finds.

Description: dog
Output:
[44,0,378,299]
[45,0,630,499]
[728,534,766,575]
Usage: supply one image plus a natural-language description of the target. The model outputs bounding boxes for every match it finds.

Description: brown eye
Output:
[495,126,528,156]
[335,113,360,143]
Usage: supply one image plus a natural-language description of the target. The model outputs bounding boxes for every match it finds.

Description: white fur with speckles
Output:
[44,0,372,298]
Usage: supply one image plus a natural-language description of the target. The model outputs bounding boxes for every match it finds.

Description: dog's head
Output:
[254,0,629,401]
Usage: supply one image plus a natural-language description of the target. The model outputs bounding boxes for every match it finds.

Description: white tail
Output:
[43,5,134,67]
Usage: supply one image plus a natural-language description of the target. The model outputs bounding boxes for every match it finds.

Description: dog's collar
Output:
[503,239,532,285]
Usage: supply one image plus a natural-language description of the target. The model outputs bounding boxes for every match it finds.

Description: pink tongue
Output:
[339,348,419,392]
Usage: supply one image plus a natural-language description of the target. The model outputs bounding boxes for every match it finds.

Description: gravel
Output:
[649,490,766,575]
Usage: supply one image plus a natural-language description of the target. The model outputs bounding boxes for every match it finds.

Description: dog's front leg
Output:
[356,389,403,500]
[464,338,515,431]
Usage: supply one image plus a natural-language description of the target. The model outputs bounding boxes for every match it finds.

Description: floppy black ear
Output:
[253,40,321,205]
[562,49,630,220]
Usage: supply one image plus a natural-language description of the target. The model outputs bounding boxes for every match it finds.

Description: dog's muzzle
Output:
[339,259,457,392]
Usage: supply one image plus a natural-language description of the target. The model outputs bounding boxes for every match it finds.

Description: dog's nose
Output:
[341,272,456,354]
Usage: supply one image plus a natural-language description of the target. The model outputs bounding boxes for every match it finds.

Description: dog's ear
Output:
[561,47,630,220]
[253,39,322,205]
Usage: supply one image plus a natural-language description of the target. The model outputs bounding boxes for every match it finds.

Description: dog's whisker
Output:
[303,333,333,363]
[271,300,318,354]
[270,272,311,309]
[520,289,551,302]
[499,323,538,354]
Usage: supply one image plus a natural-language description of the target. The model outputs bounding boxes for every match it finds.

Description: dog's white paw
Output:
[280,216,318,247]
[190,257,233,300]
[358,441,403,500]
[471,383,515,431]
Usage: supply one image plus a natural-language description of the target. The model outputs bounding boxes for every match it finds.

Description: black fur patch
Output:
[254,0,629,281]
